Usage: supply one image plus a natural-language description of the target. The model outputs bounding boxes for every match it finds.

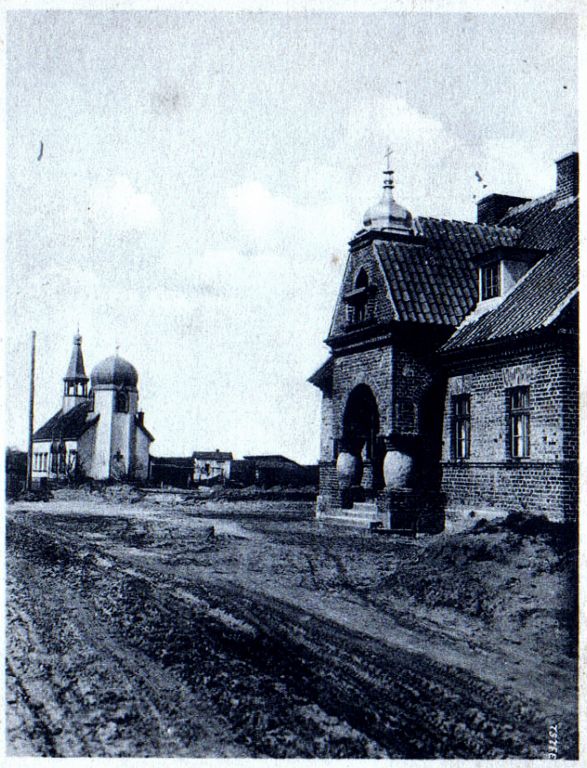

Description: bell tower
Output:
[62,332,89,413]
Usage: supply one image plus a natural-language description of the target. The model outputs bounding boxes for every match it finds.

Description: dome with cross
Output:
[363,150,414,234]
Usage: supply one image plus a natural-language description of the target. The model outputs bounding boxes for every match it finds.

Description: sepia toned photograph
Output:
[4,6,580,760]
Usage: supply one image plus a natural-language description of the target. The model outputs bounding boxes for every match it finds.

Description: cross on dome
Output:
[361,149,413,234]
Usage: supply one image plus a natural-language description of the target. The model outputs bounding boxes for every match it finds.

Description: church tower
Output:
[62,332,89,413]
[89,353,147,479]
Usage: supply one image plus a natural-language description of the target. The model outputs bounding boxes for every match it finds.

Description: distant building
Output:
[32,334,154,483]
[243,455,319,487]
[149,456,194,488]
[192,450,233,484]
[310,153,578,528]
[6,447,27,496]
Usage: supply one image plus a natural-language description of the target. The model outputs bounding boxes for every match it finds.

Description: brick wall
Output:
[329,244,395,338]
[441,341,578,522]
[442,462,577,523]
[332,346,394,436]
[318,461,340,507]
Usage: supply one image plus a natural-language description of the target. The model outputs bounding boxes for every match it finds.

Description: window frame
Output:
[480,262,500,301]
[452,394,471,460]
[507,386,530,459]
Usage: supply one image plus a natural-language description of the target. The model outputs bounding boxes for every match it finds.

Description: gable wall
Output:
[329,246,395,338]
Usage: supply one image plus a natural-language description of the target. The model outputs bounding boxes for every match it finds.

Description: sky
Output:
[5,10,578,463]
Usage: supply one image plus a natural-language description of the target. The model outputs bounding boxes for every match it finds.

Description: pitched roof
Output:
[355,218,521,327]
[192,451,233,461]
[150,456,193,467]
[243,455,301,468]
[136,416,155,443]
[442,195,578,353]
[33,401,98,441]
[308,357,334,391]
[65,335,88,381]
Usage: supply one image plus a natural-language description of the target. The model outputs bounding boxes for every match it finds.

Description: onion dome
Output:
[90,354,138,389]
[363,167,414,234]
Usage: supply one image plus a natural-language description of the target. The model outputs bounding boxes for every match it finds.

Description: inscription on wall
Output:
[502,364,533,388]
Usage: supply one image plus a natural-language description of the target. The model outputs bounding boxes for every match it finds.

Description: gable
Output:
[328,245,398,338]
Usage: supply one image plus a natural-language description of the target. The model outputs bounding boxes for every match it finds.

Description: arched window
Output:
[116,390,129,413]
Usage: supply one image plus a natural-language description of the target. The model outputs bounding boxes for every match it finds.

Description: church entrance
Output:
[341,385,384,499]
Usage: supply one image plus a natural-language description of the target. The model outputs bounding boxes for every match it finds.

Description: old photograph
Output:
[4,7,580,760]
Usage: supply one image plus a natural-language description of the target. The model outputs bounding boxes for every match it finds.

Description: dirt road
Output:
[6,494,577,758]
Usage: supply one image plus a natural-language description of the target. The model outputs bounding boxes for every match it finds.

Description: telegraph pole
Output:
[26,331,36,491]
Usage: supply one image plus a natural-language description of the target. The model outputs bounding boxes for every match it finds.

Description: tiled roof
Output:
[442,195,578,352]
[366,218,521,326]
[33,401,98,441]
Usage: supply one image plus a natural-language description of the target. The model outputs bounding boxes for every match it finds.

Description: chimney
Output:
[137,411,144,426]
[477,193,530,225]
[555,152,578,201]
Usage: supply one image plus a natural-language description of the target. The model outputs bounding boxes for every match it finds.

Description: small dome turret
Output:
[362,155,414,234]
[91,355,138,389]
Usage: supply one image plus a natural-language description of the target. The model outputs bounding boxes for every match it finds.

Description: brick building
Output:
[310,153,578,529]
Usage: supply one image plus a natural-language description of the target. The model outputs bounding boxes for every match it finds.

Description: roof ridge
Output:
[500,190,556,220]
[416,214,520,233]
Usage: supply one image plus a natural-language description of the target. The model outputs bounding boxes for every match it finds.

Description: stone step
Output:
[319,514,381,529]
[319,500,383,529]
[352,502,378,517]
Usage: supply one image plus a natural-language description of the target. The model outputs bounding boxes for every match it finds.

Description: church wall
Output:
[91,389,114,479]
[111,414,133,477]
[77,429,95,479]
[441,342,578,522]
[31,440,52,481]
[132,427,151,481]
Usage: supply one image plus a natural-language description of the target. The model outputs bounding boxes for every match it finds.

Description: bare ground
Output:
[5,488,578,758]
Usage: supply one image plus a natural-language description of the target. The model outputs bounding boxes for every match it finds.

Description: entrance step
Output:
[319,501,382,529]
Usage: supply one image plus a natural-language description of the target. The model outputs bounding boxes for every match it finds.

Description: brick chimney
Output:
[477,193,530,225]
[555,152,578,201]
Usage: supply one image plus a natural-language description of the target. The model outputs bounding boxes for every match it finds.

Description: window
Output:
[480,263,500,300]
[116,390,129,413]
[88,390,95,412]
[508,387,530,458]
[452,394,471,459]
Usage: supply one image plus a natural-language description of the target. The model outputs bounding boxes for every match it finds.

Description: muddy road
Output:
[6,496,577,758]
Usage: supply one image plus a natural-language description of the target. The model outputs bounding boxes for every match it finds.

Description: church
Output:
[32,334,154,483]
[310,152,578,530]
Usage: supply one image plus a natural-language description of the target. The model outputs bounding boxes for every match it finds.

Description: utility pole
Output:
[26,330,36,491]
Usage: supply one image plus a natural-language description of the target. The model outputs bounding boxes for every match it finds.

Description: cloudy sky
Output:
[6,10,578,462]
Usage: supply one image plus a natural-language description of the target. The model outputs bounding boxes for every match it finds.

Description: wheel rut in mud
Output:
[6,512,572,758]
